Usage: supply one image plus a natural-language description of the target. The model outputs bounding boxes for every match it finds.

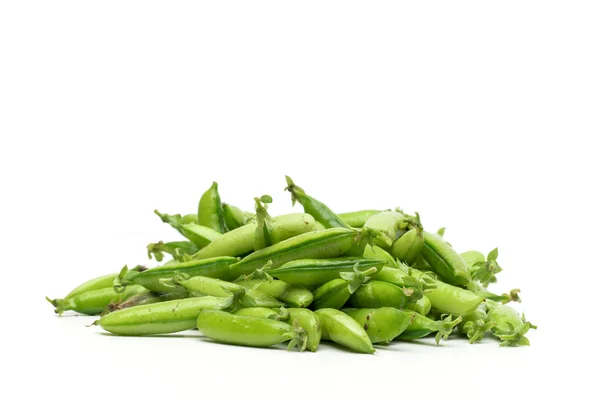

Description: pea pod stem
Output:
[253,195,275,251]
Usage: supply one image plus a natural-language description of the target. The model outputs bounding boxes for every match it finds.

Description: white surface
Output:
[1,1,598,399]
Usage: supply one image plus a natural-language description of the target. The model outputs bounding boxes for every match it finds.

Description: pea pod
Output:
[315,308,374,353]
[343,307,416,344]
[197,310,308,351]
[236,279,313,308]
[182,214,199,224]
[222,203,249,231]
[192,213,316,259]
[94,296,236,336]
[461,248,502,287]
[312,266,378,310]
[230,228,365,278]
[62,269,142,300]
[422,231,471,286]
[408,295,432,316]
[285,176,351,229]
[270,257,384,289]
[115,257,239,293]
[486,301,536,346]
[287,308,321,352]
[458,303,495,344]
[349,280,421,310]
[146,241,200,262]
[103,291,189,315]
[339,210,384,228]
[397,312,463,344]
[155,210,222,248]
[197,181,226,233]
[253,195,275,251]
[390,228,424,266]
[47,285,147,316]
[363,245,399,268]
[363,211,407,248]
[235,307,289,321]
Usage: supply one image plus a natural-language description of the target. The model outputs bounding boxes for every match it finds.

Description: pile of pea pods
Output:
[47,176,535,353]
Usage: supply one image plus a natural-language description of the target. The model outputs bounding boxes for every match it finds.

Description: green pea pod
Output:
[235,307,290,321]
[397,312,463,344]
[270,257,384,289]
[363,211,407,248]
[102,291,189,315]
[117,257,239,293]
[408,295,432,316]
[222,203,249,231]
[422,231,471,286]
[94,296,236,336]
[486,301,536,346]
[286,308,321,352]
[154,210,222,248]
[236,279,313,308]
[349,280,421,309]
[363,245,399,268]
[312,265,378,310]
[192,213,316,259]
[339,210,384,228]
[462,248,502,287]
[197,181,226,233]
[285,176,351,229]
[460,250,485,267]
[315,308,374,353]
[458,303,496,344]
[468,281,521,304]
[182,214,199,225]
[390,228,424,266]
[343,307,416,344]
[47,285,147,316]
[197,309,308,351]
[253,195,275,251]
[61,271,135,300]
[147,241,200,262]
[230,228,364,278]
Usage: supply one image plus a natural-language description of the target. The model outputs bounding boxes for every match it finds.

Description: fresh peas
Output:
[103,291,189,315]
[147,241,200,262]
[253,195,275,251]
[197,181,226,233]
[115,257,239,293]
[461,248,502,287]
[408,295,431,316]
[235,307,289,321]
[486,301,536,346]
[182,214,199,225]
[397,312,463,344]
[95,296,235,336]
[315,308,374,353]
[236,279,314,308]
[62,271,133,300]
[339,210,384,228]
[312,266,378,310]
[349,281,421,310]
[363,211,407,248]
[270,257,384,289]
[390,228,424,266]
[230,228,363,278]
[457,303,495,344]
[285,176,352,230]
[192,213,316,259]
[422,231,471,286]
[363,245,399,268]
[47,285,147,316]
[287,308,321,352]
[222,203,250,231]
[343,307,416,344]
[196,309,307,351]
[155,210,223,248]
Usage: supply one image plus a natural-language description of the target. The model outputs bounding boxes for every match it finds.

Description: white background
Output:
[1,1,598,399]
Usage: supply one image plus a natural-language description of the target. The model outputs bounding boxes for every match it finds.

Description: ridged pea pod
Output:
[315,308,374,353]
[422,231,471,286]
[343,307,416,344]
[197,181,226,233]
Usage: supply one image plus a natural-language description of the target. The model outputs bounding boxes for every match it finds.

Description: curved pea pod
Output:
[147,241,200,262]
[339,210,384,228]
[315,308,374,353]
[422,231,471,286]
[458,303,495,344]
[390,228,424,266]
[462,248,502,287]
[116,257,239,293]
[230,228,363,278]
[287,308,321,352]
[155,210,223,248]
[103,291,189,315]
[193,213,316,259]
[236,279,313,308]
[94,295,236,336]
[486,301,536,346]
[253,195,275,251]
[363,211,407,248]
[285,176,351,229]
[363,245,399,268]
[197,309,308,351]
[408,295,431,315]
[222,203,249,231]
[235,307,290,321]
[61,269,139,300]
[46,285,147,316]
[197,181,226,233]
[349,281,421,309]
[312,266,379,310]
[182,213,199,224]
[270,257,384,289]
[397,312,463,344]
[468,281,521,304]
[343,307,416,344]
